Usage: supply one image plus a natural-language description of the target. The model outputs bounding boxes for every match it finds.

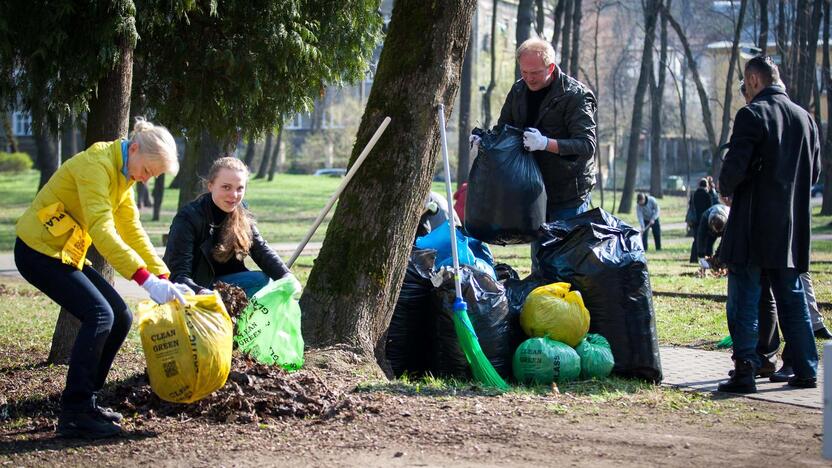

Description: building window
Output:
[12,111,32,136]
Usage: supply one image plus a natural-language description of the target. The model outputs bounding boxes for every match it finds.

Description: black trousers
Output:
[641,218,661,251]
[14,238,131,410]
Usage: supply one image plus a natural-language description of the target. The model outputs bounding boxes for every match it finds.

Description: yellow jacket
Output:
[16,141,169,279]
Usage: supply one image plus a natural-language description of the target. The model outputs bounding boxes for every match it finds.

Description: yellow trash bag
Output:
[137,292,233,403]
[520,282,590,347]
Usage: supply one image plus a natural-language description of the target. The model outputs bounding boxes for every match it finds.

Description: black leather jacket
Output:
[163,193,290,292]
[498,70,597,210]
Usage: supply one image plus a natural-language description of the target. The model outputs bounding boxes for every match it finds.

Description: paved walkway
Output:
[660,346,824,409]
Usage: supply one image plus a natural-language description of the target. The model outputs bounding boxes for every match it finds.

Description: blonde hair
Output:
[516,38,557,67]
[130,117,179,173]
[206,157,253,263]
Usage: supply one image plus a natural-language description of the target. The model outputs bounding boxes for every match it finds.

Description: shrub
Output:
[0,152,33,173]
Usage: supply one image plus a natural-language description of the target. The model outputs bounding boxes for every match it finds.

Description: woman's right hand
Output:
[142,275,187,304]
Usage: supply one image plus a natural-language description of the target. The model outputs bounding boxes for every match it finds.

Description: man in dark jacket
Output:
[471,37,596,272]
[689,178,715,262]
[717,56,821,393]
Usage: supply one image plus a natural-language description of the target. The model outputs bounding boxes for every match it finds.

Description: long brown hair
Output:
[206,157,253,263]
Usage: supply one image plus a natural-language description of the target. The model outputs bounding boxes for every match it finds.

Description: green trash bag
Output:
[234,275,304,370]
[513,337,581,385]
[575,333,614,379]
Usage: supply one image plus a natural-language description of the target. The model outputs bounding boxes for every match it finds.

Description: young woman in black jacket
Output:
[164,157,293,297]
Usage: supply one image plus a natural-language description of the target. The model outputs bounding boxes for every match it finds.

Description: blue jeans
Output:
[530,195,592,276]
[727,264,817,379]
[14,238,131,410]
[216,271,270,298]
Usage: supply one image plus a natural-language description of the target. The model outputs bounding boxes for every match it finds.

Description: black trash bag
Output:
[494,263,520,282]
[503,274,547,351]
[385,249,437,377]
[430,266,513,379]
[465,125,547,245]
[537,208,663,382]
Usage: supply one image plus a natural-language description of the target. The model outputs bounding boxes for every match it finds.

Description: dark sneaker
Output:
[769,366,795,383]
[728,360,775,379]
[57,410,122,439]
[787,376,817,389]
[718,360,757,394]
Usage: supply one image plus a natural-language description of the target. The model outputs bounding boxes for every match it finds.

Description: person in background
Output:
[689,178,716,263]
[164,157,294,298]
[717,56,820,393]
[696,203,728,271]
[14,117,187,438]
[706,176,720,205]
[469,37,596,274]
[452,182,468,224]
[636,193,661,251]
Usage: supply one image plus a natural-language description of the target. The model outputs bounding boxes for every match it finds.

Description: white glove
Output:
[698,258,710,270]
[426,200,439,215]
[523,128,548,152]
[142,275,187,305]
[197,288,213,295]
[469,134,481,158]
[173,283,194,296]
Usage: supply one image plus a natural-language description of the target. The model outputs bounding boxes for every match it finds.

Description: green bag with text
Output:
[234,275,304,370]
[575,333,614,379]
[513,337,581,385]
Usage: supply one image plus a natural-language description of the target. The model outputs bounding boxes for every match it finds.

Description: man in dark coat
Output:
[717,56,822,393]
[689,178,715,262]
[470,37,596,273]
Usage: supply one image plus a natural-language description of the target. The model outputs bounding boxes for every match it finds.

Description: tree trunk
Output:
[483,0,499,128]
[33,120,59,190]
[592,1,603,209]
[152,173,165,221]
[2,114,18,153]
[243,133,257,170]
[177,130,234,208]
[786,0,807,101]
[255,130,273,179]
[776,0,786,58]
[662,5,718,175]
[650,0,669,198]
[267,126,283,181]
[758,0,769,51]
[822,0,832,215]
[569,0,583,80]
[715,0,748,179]
[457,28,474,186]
[516,0,535,80]
[135,182,152,208]
[619,0,659,214]
[560,0,574,74]
[299,0,477,367]
[61,115,79,160]
[47,36,134,365]
[552,0,567,53]
[535,0,546,37]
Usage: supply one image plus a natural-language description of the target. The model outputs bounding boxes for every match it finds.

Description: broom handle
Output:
[437,105,463,299]
[286,116,392,268]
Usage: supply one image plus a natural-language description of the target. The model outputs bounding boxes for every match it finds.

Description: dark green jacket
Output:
[497,71,597,210]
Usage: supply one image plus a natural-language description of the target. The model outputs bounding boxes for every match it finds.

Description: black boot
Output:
[728,359,775,379]
[92,394,123,423]
[718,360,757,394]
[57,406,122,439]
[769,365,794,383]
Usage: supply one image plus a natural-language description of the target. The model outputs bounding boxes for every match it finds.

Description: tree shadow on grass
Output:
[0,428,158,456]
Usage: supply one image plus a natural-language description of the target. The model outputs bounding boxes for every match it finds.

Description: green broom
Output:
[437,104,509,391]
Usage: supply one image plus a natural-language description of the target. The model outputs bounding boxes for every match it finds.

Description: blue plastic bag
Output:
[416,221,495,278]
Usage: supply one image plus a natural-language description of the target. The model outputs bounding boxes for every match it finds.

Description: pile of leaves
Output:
[213,281,248,325]
[111,355,370,424]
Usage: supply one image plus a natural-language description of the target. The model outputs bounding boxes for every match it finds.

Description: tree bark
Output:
[33,119,59,190]
[255,130,273,179]
[822,0,832,215]
[243,133,257,170]
[483,0,499,128]
[662,5,718,176]
[619,0,659,214]
[47,36,133,365]
[516,0,535,80]
[650,0,669,198]
[135,182,152,208]
[267,126,283,181]
[177,130,235,208]
[152,173,165,221]
[3,114,18,152]
[299,0,477,367]
[552,0,567,54]
[535,0,546,37]
[569,0,583,80]
[457,28,474,186]
[560,0,574,74]
[715,0,748,180]
[776,0,786,58]
[758,0,769,51]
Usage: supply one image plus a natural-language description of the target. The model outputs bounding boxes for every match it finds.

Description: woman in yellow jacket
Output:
[14,117,188,439]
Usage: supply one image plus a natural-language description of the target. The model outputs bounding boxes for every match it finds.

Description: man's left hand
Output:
[523,128,548,152]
